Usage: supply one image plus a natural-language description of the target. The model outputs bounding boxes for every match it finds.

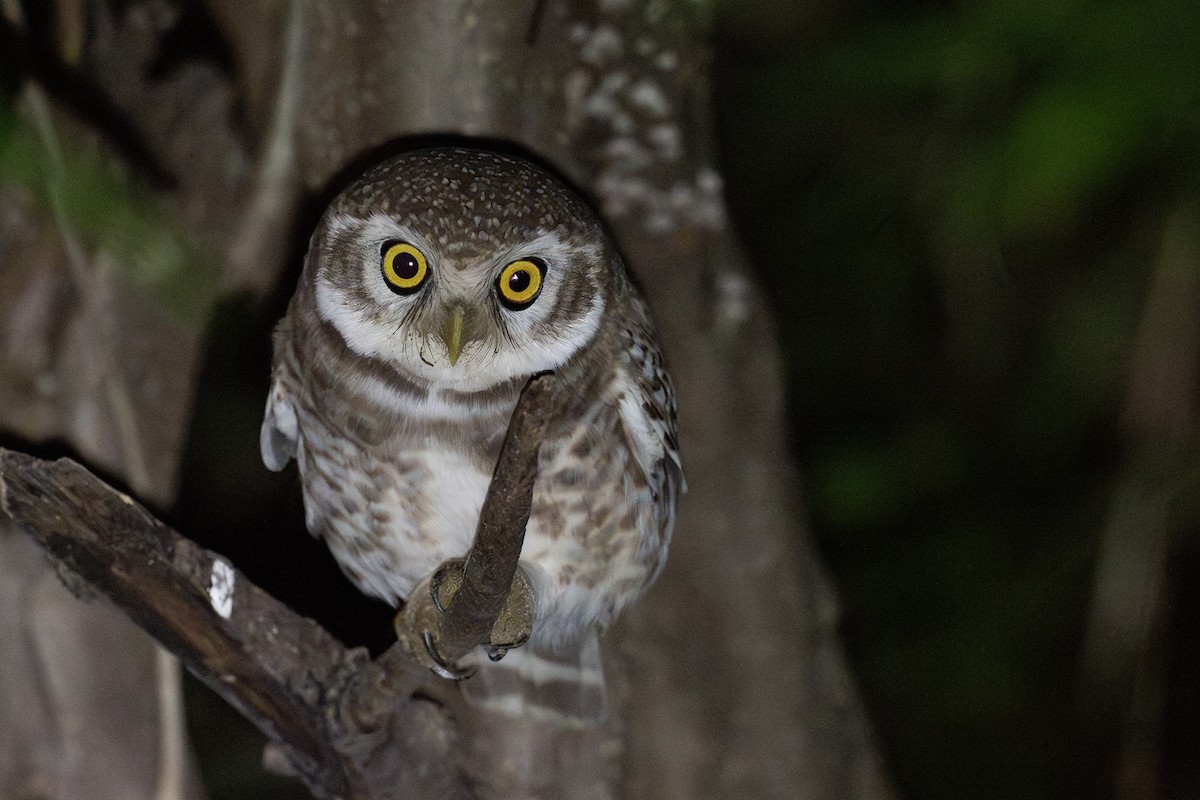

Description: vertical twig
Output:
[435,372,564,661]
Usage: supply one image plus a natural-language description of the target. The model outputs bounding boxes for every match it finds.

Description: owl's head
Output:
[307,148,614,391]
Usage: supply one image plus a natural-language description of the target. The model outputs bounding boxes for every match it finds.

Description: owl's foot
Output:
[395,560,535,680]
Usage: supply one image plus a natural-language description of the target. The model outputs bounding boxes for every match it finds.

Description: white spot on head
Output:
[209,559,235,619]
[655,51,678,71]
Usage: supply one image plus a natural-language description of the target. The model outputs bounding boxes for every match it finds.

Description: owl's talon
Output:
[396,562,535,677]
[421,630,476,681]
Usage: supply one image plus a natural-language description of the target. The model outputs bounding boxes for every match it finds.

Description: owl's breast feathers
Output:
[262,291,680,622]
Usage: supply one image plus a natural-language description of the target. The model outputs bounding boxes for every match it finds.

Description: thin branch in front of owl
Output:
[394,371,567,674]
[442,371,566,659]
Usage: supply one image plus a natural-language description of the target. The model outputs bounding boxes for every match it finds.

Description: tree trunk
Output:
[0,1,893,798]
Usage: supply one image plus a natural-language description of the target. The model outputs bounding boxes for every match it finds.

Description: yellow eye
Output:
[381,241,429,294]
[496,258,545,309]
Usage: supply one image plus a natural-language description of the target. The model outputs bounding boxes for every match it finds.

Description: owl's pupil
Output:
[394,255,419,280]
[508,270,531,292]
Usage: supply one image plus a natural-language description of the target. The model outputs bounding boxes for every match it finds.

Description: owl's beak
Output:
[442,308,466,366]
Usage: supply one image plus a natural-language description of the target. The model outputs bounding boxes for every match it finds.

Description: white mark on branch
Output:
[209,559,235,619]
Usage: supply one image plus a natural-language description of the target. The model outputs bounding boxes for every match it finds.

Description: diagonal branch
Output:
[0,449,360,796]
[0,373,561,800]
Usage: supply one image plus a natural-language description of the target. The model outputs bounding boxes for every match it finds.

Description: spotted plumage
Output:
[261,147,682,723]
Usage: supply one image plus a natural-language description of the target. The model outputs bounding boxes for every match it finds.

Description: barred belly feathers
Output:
[261,147,682,724]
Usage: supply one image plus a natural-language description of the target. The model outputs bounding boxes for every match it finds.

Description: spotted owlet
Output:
[260,147,682,724]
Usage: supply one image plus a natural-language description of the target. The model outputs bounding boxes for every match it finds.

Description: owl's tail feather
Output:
[459,629,606,728]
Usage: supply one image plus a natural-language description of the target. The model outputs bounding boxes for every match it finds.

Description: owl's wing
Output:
[614,316,685,579]
[260,374,299,471]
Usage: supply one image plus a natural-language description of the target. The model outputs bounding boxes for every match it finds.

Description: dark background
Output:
[711,1,1200,798]
[11,1,1197,798]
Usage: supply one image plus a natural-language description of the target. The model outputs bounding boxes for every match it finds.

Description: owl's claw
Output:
[421,630,476,680]
[395,561,535,677]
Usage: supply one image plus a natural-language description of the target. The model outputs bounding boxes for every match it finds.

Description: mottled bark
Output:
[1,1,892,798]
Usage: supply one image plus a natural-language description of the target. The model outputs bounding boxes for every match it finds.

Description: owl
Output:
[260,147,682,724]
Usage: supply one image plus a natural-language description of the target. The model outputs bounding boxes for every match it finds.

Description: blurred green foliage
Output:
[0,104,216,325]
[715,0,1200,797]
